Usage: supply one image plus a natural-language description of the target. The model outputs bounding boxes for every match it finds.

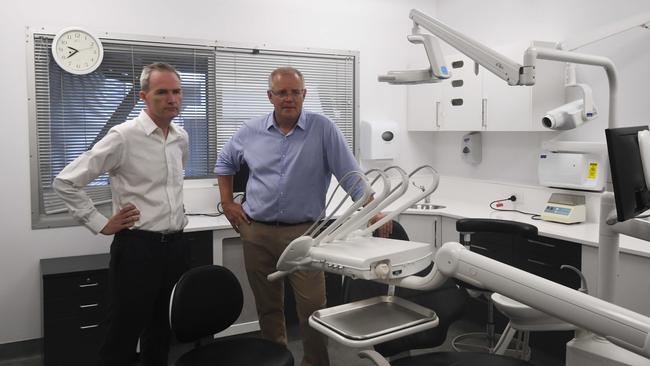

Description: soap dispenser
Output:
[461,131,482,164]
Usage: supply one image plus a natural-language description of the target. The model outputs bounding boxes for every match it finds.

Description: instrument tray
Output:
[310,295,437,346]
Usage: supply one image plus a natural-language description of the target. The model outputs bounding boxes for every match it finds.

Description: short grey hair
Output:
[140,62,181,91]
[268,67,305,89]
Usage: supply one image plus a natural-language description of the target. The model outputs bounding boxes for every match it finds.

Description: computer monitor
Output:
[233,161,249,194]
[605,125,650,222]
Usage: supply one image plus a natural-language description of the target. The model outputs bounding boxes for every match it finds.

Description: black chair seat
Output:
[175,338,293,366]
[392,351,535,366]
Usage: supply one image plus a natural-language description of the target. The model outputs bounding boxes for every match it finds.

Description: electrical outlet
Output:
[511,192,523,207]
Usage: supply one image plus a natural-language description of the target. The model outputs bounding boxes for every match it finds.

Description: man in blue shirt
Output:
[215,67,390,366]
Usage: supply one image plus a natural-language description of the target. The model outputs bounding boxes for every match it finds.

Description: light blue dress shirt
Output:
[215,110,365,223]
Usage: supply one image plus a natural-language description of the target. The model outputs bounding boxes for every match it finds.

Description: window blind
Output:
[215,48,356,154]
[33,35,216,215]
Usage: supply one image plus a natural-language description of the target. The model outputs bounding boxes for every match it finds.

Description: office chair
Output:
[169,265,294,366]
[342,220,469,358]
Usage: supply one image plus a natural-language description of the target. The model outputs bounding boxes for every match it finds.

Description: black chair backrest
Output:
[456,218,538,239]
[170,265,244,342]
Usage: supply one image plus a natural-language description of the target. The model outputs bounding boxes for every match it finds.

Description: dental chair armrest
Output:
[358,350,391,366]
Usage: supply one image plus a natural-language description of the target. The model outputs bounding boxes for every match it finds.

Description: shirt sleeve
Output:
[323,119,369,201]
[214,125,245,176]
[52,129,125,234]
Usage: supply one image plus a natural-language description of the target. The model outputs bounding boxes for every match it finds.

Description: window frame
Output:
[27,28,359,229]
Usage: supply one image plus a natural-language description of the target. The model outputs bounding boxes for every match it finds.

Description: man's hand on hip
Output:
[222,201,250,233]
[101,203,140,235]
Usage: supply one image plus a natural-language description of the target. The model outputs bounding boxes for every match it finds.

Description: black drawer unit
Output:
[40,231,213,366]
[41,253,110,366]
[463,232,582,358]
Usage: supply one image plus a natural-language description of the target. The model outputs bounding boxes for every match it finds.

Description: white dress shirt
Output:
[53,110,189,234]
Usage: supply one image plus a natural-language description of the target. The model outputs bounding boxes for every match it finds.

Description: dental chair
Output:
[169,265,294,366]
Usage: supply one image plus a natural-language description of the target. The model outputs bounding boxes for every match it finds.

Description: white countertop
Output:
[184,175,650,258]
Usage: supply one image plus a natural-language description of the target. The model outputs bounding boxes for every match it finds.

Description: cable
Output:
[489,196,541,220]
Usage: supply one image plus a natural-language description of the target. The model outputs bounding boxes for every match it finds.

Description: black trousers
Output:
[98,230,189,366]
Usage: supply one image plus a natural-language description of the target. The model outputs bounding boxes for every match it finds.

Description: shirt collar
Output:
[267,110,306,132]
[138,110,179,137]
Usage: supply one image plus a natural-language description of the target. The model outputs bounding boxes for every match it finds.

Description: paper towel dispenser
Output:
[360,120,398,160]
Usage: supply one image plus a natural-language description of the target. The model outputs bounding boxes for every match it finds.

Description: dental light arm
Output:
[407,9,534,86]
[436,242,650,358]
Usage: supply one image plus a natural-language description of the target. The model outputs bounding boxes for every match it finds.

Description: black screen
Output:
[605,125,650,222]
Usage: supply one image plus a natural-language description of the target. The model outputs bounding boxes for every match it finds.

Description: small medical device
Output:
[540,193,586,224]
[538,150,605,191]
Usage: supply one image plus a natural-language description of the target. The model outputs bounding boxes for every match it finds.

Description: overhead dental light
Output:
[378,33,451,84]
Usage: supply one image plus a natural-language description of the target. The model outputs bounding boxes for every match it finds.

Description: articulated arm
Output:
[436,242,650,358]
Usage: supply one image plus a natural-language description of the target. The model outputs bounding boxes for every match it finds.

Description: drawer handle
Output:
[79,283,99,288]
[527,259,553,267]
[529,240,556,248]
[470,244,489,251]
[80,324,99,330]
[80,303,99,309]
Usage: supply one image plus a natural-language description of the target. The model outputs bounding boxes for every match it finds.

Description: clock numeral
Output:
[75,33,81,38]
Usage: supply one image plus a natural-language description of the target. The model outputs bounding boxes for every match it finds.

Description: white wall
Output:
[0,0,437,344]
[390,0,650,183]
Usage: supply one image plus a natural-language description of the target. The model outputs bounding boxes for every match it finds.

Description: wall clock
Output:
[51,27,104,75]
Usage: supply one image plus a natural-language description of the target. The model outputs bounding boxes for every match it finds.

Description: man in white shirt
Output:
[53,62,189,366]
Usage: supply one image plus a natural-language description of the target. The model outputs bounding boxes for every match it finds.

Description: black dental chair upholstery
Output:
[169,265,294,366]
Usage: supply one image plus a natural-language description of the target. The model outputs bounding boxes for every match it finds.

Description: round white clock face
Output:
[51,27,104,75]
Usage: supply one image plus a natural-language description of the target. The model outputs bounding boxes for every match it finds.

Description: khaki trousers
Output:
[239,221,330,366]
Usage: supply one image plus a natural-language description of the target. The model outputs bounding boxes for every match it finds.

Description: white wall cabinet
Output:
[406,43,565,132]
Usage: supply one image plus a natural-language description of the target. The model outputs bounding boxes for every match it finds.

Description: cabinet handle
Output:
[79,282,99,288]
[470,244,489,251]
[80,303,99,309]
[481,98,487,128]
[527,259,553,267]
[529,239,556,248]
[435,102,440,128]
[80,324,99,330]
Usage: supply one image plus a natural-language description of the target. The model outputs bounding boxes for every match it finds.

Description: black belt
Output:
[252,219,312,227]
[119,229,184,243]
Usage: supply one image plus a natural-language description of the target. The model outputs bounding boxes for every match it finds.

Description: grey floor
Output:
[0,318,563,366]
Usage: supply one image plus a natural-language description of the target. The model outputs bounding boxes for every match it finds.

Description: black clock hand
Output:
[67,46,79,58]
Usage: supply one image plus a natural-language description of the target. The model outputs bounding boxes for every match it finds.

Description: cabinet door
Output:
[397,214,440,251]
[406,83,441,131]
[438,54,483,131]
[440,216,459,247]
[482,67,532,131]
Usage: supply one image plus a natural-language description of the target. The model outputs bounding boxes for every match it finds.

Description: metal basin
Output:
[409,203,446,210]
